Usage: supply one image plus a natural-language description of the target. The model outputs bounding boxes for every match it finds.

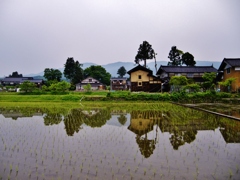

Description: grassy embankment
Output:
[0,90,238,107]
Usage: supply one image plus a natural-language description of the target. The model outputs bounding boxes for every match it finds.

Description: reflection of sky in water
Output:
[106,114,131,127]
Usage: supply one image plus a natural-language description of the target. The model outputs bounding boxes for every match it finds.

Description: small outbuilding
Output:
[110,77,128,91]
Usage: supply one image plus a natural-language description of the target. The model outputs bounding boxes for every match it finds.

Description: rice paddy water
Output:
[0,103,239,179]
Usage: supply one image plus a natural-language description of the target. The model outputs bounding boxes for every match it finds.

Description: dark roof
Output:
[127,65,153,75]
[218,58,240,71]
[1,77,43,83]
[110,77,127,80]
[4,77,34,80]
[157,65,217,75]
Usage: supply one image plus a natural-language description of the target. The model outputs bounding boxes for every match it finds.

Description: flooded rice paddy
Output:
[0,103,240,180]
[195,103,240,119]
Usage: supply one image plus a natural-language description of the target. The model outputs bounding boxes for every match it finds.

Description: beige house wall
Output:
[130,70,149,82]
[223,67,240,91]
[131,118,153,132]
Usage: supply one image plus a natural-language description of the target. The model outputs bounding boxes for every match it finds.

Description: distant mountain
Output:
[24,60,221,78]
[102,62,135,77]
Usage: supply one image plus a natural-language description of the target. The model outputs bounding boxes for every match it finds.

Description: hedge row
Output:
[83,91,234,103]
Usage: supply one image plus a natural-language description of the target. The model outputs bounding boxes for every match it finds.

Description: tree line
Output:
[4,40,235,93]
[7,57,127,93]
[135,41,196,67]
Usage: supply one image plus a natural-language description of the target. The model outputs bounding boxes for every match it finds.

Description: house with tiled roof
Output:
[156,65,218,92]
[127,65,161,92]
[217,58,240,92]
[75,76,106,90]
[0,77,43,88]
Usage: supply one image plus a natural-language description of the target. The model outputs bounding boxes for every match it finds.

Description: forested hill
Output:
[25,60,221,78]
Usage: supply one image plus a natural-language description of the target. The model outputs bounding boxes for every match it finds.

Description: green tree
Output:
[202,72,217,91]
[218,77,236,92]
[183,83,200,92]
[181,52,196,66]
[19,81,36,92]
[135,41,155,67]
[48,83,57,92]
[49,81,71,92]
[83,83,91,92]
[63,57,83,85]
[167,46,183,66]
[117,66,127,78]
[44,68,62,82]
[41,85,49,92]
[169,76,188,92]
[9,71,22,77]
[55,81,71,92]
[83,65,111,86]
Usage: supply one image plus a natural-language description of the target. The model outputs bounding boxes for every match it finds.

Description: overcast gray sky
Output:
[1,0,239,77]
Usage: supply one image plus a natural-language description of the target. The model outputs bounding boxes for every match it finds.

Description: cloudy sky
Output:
[0,0,239,76]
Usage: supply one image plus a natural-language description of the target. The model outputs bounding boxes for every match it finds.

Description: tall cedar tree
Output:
[83,65,111,86]
[167,46,182,66]
[135,41,155,67]
[182,52,196,66]
[44,68,62,82]
[117,66,127,77]
[63,57,83,85]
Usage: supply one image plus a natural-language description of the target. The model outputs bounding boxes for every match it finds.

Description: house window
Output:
[226,68,231,74]
[138,75,142,79]
[138,82,142,86]
[89,78,92,82]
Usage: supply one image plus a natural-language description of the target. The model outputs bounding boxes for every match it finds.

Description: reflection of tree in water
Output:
[136,134,156,158]
[64,109,84,136]
[44,113,62,126]
[169,128,197,150]
[64,108,111,136]
[183,130,197,144]
[169,129,185,150]
[83,109,111,127]
[157,109,222,150]
[118,114,127,125]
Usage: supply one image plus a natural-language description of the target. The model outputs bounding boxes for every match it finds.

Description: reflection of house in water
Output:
[81,110,100,116]
[128,111,161,158]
